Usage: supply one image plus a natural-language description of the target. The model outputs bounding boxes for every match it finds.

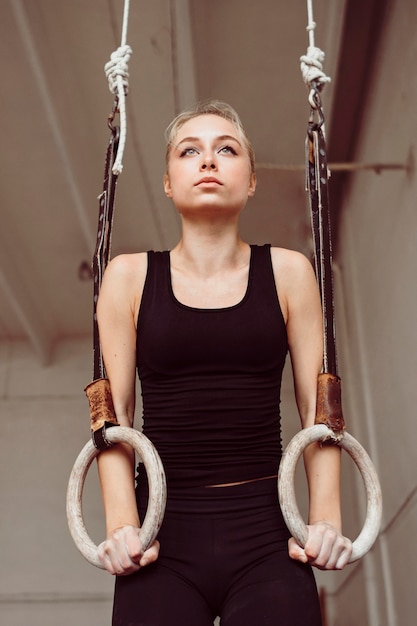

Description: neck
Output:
[171,223,249,277]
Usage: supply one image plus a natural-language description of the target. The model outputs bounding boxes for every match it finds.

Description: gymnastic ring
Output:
[66,426,166,569]
[278,424,382,563]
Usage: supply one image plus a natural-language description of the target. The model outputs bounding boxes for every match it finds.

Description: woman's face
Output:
[163,114,256,217]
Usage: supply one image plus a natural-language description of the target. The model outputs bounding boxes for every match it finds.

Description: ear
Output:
[163,173,173,198]
[248,173,257,197]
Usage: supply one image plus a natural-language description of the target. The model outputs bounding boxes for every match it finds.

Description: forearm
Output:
[304,442,342,530]
[97,443,140,536]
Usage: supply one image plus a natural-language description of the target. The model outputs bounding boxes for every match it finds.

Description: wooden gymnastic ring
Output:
[278,424,382,563]
[66,426,166,569]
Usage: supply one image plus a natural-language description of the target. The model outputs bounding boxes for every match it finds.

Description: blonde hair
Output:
[164,100,256,175]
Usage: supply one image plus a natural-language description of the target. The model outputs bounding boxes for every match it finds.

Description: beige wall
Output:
[0,339,113,625]
[322,1,417,624]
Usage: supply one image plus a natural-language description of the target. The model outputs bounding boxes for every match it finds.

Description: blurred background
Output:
[0,1,416,624]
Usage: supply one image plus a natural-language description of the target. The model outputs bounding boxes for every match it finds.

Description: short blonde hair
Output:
[164,100,256,175]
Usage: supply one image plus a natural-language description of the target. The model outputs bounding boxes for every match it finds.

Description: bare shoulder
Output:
[270,246,316,284]
[104,252,148,281]
[98,252,148,320]
[270,247,319,320]
[102,252,148,294]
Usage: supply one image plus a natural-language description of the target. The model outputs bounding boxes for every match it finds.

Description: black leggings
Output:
[112,477,322,626]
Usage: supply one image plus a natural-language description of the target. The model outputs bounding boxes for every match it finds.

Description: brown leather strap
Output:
[85,378,119,449]
[315,373,345,433]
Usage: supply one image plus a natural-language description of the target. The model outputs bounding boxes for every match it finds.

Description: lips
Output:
[195,177,222,186]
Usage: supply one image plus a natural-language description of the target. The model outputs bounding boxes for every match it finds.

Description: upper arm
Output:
[96,253,148,426]
[271,248,323,426]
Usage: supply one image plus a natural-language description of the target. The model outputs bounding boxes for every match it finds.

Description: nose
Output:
[200,152,217,170]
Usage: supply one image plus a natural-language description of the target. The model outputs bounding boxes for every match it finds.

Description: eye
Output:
[218,145,238,155]
[179,146,198,157]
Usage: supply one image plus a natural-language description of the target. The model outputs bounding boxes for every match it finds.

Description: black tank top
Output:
[136,244,288,488]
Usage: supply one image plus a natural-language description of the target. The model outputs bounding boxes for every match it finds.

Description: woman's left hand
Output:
[288,521,352,570]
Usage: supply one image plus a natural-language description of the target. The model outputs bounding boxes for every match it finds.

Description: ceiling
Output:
[0,0,386,364]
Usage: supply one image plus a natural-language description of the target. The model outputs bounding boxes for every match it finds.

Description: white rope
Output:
[306,0,316,47]
[104,0,132,175]
[120,0,130,48]
[300,0,331,108]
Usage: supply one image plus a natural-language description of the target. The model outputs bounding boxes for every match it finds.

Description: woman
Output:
[96,101,352,625]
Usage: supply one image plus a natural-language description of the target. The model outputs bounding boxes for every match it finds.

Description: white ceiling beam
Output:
[170,0,198,112]
[5,0,97,362]
[10,0,96,254]
[0,238,52,365]
[0,272,51,365]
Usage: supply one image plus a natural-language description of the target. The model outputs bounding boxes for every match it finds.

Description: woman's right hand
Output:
[97,525,160,576]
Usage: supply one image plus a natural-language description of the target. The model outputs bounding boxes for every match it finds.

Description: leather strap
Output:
[306,81,345,433]
[85,378,119,449]
[89,109,121,449]
[93,121,120,381]
[315,373,345,433]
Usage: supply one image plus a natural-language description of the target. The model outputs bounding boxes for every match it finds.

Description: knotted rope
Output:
[104,0,132,175]
[300,46,331,106]
[300,0,331,108]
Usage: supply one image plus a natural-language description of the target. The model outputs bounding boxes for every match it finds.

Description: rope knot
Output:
[300,46,331,109]
[300,46,331,87]
[104,44,132,96]
[103,44,133,175]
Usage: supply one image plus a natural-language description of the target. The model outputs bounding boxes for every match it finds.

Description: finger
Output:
[117,540,142,573]
[140,539,160,567]
[306,525,352,570]
[121,527,143,563]
[98,527,143,575]
[314,542,349,571]
[334,539,353,570]
[288,537,308,563]
[303,527,331,569]
[98,541,126,575]
[304,526,326,558]
[305,523,337,562]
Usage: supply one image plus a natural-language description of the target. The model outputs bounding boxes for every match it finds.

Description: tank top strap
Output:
[143,249,170,297]
[249,244,281,308]
[146,249,170,281]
